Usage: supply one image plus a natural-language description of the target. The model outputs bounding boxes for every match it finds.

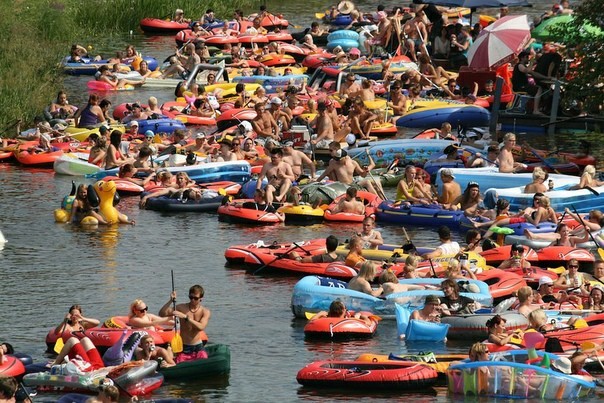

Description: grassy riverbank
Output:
[0,0,248,136]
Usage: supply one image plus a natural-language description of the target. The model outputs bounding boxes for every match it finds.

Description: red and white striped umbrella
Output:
[467,15,531,69]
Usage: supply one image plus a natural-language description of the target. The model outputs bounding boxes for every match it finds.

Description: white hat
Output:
[337,0,355,15]
[441,168,455,179]
[538,276,554,288]
[129,120,139,127]
[270,97,283,106]
[238,121,253,134]
[551,357,571,374]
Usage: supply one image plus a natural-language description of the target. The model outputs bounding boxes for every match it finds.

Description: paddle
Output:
[253,242,305,275]
[401,227,416,253]
[584,185,600,196]
[170,270,183,354]
[571,204,604,260]
[363,150,387,200]
[521,141,561,174]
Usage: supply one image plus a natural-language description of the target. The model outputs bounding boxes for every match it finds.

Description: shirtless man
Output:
[308,100,336,149]
[324,98,351,142]
[256,147,295,203]
[315,142,382,195]
[339,73,361,99]
[438,168,462,210]
[497,132,527,173]
[251,102,280,140]
[355,79,375,101]
[387,80,408,122]
[403,10,429,61]
[268,97,291,131]
[282,141,315,179]
[349,97,378,140]
[330,187,365,215]
[160,284,211,354]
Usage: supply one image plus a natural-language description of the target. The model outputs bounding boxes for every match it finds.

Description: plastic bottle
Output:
[548,180,554,191]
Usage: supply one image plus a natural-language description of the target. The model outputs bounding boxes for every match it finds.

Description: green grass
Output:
[0,0,249,137]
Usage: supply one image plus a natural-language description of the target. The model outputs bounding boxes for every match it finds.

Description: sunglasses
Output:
[146,136,153,140]
[568,265,579,268]
[138,306,148,312]
[233,142,241,146]
[189,295,202,300]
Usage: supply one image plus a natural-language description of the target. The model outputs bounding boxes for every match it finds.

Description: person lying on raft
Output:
[133,334,175,368]
[312,300,372,326]
[159,284,211,356]
[379,269,425,297]
[54,304,100,340]
[290,235,344,263]
[329,187,366,216]
[569,165,604,190]
[524,223,590,247]
[97,65,144,90]
[128,299,174,330]
[139,172,200,207]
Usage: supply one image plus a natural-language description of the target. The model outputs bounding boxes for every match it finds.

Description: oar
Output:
[401,227,416,253]
[253,242,304,275]
[170,270,183,354]
[428,258,438,278]
[462,146,499,167]
[571,204,604,260]
[521,141,561,174]
[584,185,600,196]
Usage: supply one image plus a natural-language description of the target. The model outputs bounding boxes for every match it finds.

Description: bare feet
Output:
[524,229,534,239]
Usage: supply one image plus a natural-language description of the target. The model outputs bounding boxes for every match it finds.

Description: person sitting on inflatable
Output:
[70,184,108,225]
[0,342,14,364]
[172,8,190,23]
[411,295,443,323]
[486,314,523,346]
[439,278,479,315]
[54,305,100,341]
[133,334,175,368]
[311,300,372,326]
[128,299,173,331]
[348,261,383,297]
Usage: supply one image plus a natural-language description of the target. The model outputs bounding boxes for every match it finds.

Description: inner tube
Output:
[327,29,360,41]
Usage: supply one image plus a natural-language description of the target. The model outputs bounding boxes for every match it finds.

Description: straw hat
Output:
[337,1,355,15]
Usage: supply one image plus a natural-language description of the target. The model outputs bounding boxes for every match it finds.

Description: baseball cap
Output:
[467,181,479,189]
[270,97,282,106]
[283,140,294,147]
[195,132,206,139]
[440,168,455,178]
[144,130,154,137]
[538,276,554,288]
[333,149,348,161]
[129,120,139,127]
[349,47,361,56]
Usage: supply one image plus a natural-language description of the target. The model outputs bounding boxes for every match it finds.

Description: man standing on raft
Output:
[160,284,211,354]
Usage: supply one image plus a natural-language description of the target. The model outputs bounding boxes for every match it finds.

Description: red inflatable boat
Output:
[324,191,382,222]
[304,314,379,339]
[0,355,25,377]
[218,202,283,225]
[476,269,527,302]
[297,360,438,389]
[140,18,189,33]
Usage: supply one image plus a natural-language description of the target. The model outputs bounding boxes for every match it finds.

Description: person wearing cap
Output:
[511,51,550,115]
[348,47,361,60]
[256,148,295,204]
[534,275,570,307]
[136,130,157,155]
[497,133,528,173]
[437,143,461,162]
[410,295,443,323]
[185,132,213,156]
[497,243,532,271]
[486,314,523,346]
[125,120,139,139]
[214,138,237,162]
[121,103,149,125]
[268,97,291,131]
[282,141,315,180]
[172,8,190,23]
[437,168,461,210]
[251,102,280,141]
[421,226,460,260]
[467,144,499,168]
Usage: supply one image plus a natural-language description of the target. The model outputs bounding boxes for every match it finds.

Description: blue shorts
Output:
[183,343,205,354]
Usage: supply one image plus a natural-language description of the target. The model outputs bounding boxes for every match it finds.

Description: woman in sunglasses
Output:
[128,299,174,330]
[554,259,589,297]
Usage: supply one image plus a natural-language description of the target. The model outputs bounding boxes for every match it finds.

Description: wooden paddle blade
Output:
[305,312,316,320]
[171,333,183,353]
[598,248,604,261]
[54,338,64,354]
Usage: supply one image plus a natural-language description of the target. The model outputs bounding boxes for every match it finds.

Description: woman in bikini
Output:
[395,165,432,205]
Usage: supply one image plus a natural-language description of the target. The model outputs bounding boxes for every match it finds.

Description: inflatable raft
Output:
[291,276,492,319]
[218,202,283,225]
[475,269,527,302]
[297,360,438,389]
[304,314,379,339]
[159,344,230,380]
[442,311,528,340]
[375,201,486,228]
[324,191,382,222]
[224,239,326,264]
[143,193,224,212]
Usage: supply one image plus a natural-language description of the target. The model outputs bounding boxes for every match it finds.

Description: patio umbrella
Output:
[467,14,531,69]
[422,0,531,8]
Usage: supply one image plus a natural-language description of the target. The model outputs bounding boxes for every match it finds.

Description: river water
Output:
[1,1,602,402]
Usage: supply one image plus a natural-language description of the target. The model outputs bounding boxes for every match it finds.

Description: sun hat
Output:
[337,0,355,15]
[538,276,554,288]
[551,357,571,374]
